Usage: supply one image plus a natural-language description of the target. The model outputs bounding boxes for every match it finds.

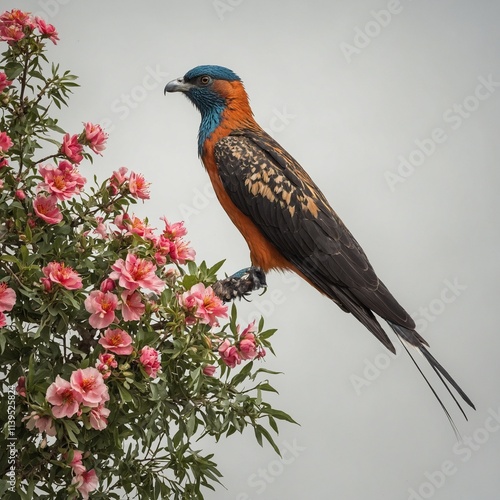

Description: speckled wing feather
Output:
[214,129,417,352]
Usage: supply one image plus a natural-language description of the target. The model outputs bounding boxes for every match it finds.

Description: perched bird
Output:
[165,65,475,431]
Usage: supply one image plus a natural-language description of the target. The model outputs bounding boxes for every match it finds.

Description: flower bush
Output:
[0,9,294,499]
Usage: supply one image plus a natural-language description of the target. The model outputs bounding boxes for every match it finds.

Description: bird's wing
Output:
[214,130,416,349]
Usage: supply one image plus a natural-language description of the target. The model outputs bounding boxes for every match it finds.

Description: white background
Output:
[5,1,500,499]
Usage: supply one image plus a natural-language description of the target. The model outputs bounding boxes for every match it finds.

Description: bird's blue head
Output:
[165,65,246,154]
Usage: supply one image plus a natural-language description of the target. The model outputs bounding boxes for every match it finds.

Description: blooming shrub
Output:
[0,9,294,499]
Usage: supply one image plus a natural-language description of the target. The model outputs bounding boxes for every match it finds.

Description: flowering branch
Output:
[0,9,294,500]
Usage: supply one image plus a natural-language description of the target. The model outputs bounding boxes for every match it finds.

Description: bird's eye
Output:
[199,75,212,86]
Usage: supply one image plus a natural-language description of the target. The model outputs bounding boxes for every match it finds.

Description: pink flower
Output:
[42,261,83,290]
[114,213,154,239]
[33,194,63,224]
[169,238,196,264]
[98,328,133,355]
[24,412,56,436]
[108,167,128,194]
[16,376,26,397]
[46,375,80,418]
[96,353,117,379]
[94,217,108,239]
[72,469,99,500]
[60,133,83,164]
[0,131,13,152]
[128,171,150,200]
[35,17,59,44]
[0,10,33,43]
[0,24,24,43]
[238,321,258,360]
[99,278,115,293]
[179,283,228,327]
[70,367,108,408]
[161,217,188,239]
[138,346,161,378]
[0,72,12,93]
[38,161,86,200]
[202,365,217,377]
[15,189,26,200]
[218,340,241,369]
[67,450,86,476]
[120,290,145,321]
[84,290,118,329]
[0,282,16,311]
[0,312,6,327]
[89,403,110,431]
[83,122,107,154]
[109,253,164,293]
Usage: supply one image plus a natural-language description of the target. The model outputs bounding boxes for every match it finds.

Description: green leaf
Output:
[4,61,23,80]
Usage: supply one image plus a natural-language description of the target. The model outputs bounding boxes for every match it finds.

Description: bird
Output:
[164,65,475,432]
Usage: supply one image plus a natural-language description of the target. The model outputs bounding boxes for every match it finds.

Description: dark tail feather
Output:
[387,321,475,431]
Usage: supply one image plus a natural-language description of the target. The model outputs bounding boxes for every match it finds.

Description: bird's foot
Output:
[212,266,267,303]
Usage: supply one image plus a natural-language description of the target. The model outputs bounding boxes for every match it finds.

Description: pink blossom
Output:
[33,194,63,224]
[218,340,241,369]
[0,312,6,327]
[60,133,83,164]
[139,346,161,378]
[202,365,217,377]
[24,412,56,436]
[89,403,110,431]
[0,282,16,311]
[256,347,266,359]
[169,238,196,264]
[161,217,188,239]
[98,328,133,355]
[109,253,164,293]
[72,469,99,500]
[34,17,59,44]
[94,217,108,239]
[15,189,26,200]
[42,261,83,290]
[16,376,26,397]
[70,367,108,408]
[46,375,80,418]
[0,10,33,43]
[38,161,86,200]
[83,122,107,154]
[96,352,117,379]
[0,131,13,152]
[120,290,145,321]
[84,290,118,329]
[238,321,258,360]
[67,450,86,476]
[128,171,150,200]
[0,72,12,93]
[99,278,115,293]
[108,167,128,194]
[114,213,154,239]
[179,283,228,327]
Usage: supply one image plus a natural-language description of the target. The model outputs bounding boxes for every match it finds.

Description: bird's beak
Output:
[164,77,192,94]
